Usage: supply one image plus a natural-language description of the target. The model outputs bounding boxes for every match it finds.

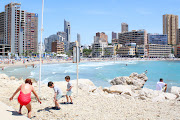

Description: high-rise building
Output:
[178,28,180,45]
[51,40,64,54]
[64,19,70,50]
[118,30,147,45]
[92,32,108,57]
[112,32,117,40]
[25,12,38,53]
[77,33,80,46]
[95,32,108,44]
[148,34,168,45]
[4,3,24,54]
[121,23,128,33]
[57,31,68,52]
[44,34,60,52]
[0,12,5,44]
[2,2,38,55]
[163,14,178,45]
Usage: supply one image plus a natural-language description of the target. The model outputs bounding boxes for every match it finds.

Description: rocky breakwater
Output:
[108,73,180,102]
[77,72,180,102]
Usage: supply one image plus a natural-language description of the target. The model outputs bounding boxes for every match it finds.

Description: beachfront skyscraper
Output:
[64,19,70,50]
[4,2,24,54]
[1,2,38,55]
[121,23,128,33]
[25,12,38,53]
[0,12,5,44]
[163,14,179,45]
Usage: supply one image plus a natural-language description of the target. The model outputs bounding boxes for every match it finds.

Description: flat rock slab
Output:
[0,101,30,120]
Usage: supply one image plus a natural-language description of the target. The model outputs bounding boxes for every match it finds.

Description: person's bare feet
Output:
[18,111,22,114]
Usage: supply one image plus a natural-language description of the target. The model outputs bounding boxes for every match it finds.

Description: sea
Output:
[1,60,180,90]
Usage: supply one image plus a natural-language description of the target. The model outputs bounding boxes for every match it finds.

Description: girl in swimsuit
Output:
[9,79,41,118]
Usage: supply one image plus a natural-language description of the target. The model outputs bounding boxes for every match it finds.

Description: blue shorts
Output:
[56,94,62,100]
[66,91,72,96]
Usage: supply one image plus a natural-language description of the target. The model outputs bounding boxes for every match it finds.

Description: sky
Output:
[1,0,180,45]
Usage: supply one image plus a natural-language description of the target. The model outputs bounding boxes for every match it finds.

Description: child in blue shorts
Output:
[65,76,73,104]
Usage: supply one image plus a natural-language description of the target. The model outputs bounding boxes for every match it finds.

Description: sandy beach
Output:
[0,57,180,69]
[0,74,180,120]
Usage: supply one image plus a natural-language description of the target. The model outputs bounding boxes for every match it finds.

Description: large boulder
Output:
[170,86,180,97]
[138,88,160,99]
[0,74,9,80]
[110,73,148,89]
[109,85,133,96]
[163,93,177,100]
[152,94,165,102]
[77,79,97,92]
[10,76,16,80]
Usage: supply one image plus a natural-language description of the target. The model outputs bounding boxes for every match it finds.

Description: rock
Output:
[78,83,96,92]
[170,86,180,97]
[0,74,9,80]
[109,85,133,96]
[152,94,165,102]
[103,87,110,93]
[93,86,104,94]
[77,79,97,93]
[110,73,148,89]
[176,97,180,101]
[129,73,138,78]
[10,76,16,80]
[138,88,164,100]
[139,96,146,100]
[163,93,177,100]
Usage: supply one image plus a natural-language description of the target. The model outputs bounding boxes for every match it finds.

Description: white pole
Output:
[76,41,79,95]
[39,0,44,96]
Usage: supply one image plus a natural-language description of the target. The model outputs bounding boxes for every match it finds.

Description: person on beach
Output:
[48,81,62,110]
[156,78,167,92]
[65,76,73,104]
[145,70,147,74]
[9,79,41,118]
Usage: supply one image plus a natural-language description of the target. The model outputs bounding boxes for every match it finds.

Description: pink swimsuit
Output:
[18,90,31,106]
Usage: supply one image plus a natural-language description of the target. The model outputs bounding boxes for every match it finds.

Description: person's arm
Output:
[54,92,57,101]
[9,85,21,101]
[32,87,41,104]
[67,86,72,91]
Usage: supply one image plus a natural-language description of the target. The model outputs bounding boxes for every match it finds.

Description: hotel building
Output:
[51,40,64,54]
[145,44,172,58]
[121,23,128,33]
[115,44,136,57]
[163,14,178,45]
[148,34,168,45]
[118,30,147,45]
[0,2,38,55]
[0,12,5,44]
[174,45,180,58]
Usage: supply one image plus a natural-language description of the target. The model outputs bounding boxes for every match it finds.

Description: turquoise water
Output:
[1,61,180,90]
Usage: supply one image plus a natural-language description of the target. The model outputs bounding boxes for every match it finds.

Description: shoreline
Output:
[0,58,180,68]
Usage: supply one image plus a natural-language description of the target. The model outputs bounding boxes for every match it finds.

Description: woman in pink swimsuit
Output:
[10,79,41,118]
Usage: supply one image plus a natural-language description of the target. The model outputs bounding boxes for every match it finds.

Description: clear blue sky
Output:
[1,0,180,45]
